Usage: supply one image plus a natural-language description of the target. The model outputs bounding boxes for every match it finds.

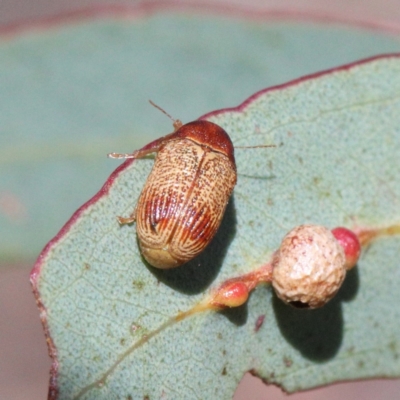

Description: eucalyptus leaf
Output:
[32,55,400,399]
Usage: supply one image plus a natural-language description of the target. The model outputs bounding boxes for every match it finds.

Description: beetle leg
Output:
[117,215,136,225]
[108,139,166,160]
[108,119,183,160]
[117,207,137,225]
[108,149,141,159]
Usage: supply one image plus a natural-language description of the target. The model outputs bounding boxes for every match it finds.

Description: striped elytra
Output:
[109,120,237,269]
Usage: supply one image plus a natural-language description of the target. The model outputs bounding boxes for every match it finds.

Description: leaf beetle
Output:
[109,103,237,269]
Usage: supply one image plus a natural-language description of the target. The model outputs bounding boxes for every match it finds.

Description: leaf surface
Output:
[1,13,400,263]
[32,55,400,399]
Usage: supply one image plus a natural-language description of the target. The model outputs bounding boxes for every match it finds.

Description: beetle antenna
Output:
[235,144,276,149]
[149,100,175,121]
[149,100,182,131]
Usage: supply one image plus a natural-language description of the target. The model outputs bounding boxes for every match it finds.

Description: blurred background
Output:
[1,1,400,399]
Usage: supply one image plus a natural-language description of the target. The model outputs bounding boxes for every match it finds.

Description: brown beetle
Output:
[109,113,237,269]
